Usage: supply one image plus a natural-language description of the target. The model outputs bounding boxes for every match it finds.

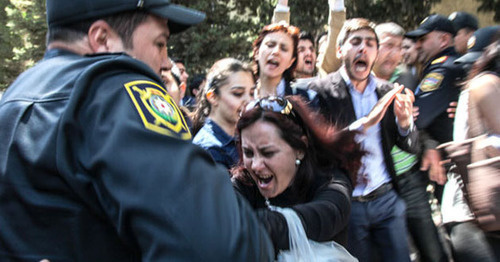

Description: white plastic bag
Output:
[269,206,358,262]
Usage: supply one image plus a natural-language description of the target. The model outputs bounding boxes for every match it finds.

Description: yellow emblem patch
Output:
[124,80,191,140]
[431,56,448,65]
[419,73,444,93]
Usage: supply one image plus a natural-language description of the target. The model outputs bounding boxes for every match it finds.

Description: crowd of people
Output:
[0,0,498,261]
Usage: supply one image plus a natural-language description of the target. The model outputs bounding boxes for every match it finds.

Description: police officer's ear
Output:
[440,32,454,49]
[88,20,123,54]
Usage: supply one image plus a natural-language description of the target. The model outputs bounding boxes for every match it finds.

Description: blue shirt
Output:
[340,67,392,197]
[192,118,239,169]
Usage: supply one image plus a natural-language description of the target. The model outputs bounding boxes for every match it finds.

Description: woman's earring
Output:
[295,159,301,166]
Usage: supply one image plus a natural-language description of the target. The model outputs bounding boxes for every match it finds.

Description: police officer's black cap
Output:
[46,0,206,34]
[405,14,456,39]
[448,12,479,32]
[455,26,500,64]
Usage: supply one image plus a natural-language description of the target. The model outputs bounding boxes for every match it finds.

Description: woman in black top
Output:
[231,96,363,253]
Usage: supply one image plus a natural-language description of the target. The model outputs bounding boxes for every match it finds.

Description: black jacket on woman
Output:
[233,168,352,253]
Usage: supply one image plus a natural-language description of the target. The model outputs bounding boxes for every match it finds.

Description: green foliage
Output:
[289,0,329,36]
[168,0,275,74]
[0,0,20,90]
[167,0,440,76]
[1,0,46,90]
[1,0,499,90]
[476,0,500,21]
[345,0,441,30]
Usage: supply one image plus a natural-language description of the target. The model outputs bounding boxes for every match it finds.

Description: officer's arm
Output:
[62,72,274,261]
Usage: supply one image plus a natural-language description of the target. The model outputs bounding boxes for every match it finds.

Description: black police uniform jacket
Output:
[414,47,462,144]
[307,71,420,191]
[0,49,274,261]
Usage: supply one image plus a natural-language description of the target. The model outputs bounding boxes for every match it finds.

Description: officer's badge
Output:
[419,73,444,92]
[420,17,429,25]
[449,12,458,21]
[467,36,476,51]
[124,80,191,140]
[431,56,448,65]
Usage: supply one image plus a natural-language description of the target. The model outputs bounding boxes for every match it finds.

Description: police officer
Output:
[455,25,500,73]
[0,0,274,261]
[448,11,479,55]
[406,14,463,191]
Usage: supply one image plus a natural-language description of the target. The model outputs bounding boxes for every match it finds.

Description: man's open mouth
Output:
[354,54,368,72]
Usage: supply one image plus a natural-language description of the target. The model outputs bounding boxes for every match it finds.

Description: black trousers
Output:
[396,167,448,262]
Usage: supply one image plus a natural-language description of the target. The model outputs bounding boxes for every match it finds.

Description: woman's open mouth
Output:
[256,174,274,188]
[266,59,280,69]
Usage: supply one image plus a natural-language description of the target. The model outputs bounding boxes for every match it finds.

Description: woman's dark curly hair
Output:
[232,96,364,197]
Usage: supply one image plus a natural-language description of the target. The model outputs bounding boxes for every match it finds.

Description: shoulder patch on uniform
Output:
[124,80,191,140]
[419,73,444,93]
[431,56,448,65]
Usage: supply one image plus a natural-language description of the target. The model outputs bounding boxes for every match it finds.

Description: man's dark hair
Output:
[337,18,378,48]
[299,31,315,47]
[172,58,184,64]
[188,73,205,96]
[46,11,150,49]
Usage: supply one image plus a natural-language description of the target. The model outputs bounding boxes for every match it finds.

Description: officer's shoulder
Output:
[430,55,450,66]
[424,55,456,80]
[78,54,192,140]
[81,53,164,92]
[87,53,159,78]
[430,54,461,70]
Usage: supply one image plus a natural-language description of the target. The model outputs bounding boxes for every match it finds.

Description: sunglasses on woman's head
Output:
[245,96,294,116]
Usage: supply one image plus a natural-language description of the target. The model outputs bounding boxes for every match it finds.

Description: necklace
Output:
[265,198,271,209]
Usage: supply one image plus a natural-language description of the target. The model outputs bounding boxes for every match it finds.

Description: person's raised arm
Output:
[272,0,290,24]
[317,0,345,76]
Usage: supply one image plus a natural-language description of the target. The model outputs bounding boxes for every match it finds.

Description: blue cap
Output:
[455,25,500,64]
[46,0,206,34]
[405,14,456,38]
[448,12,479,32]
